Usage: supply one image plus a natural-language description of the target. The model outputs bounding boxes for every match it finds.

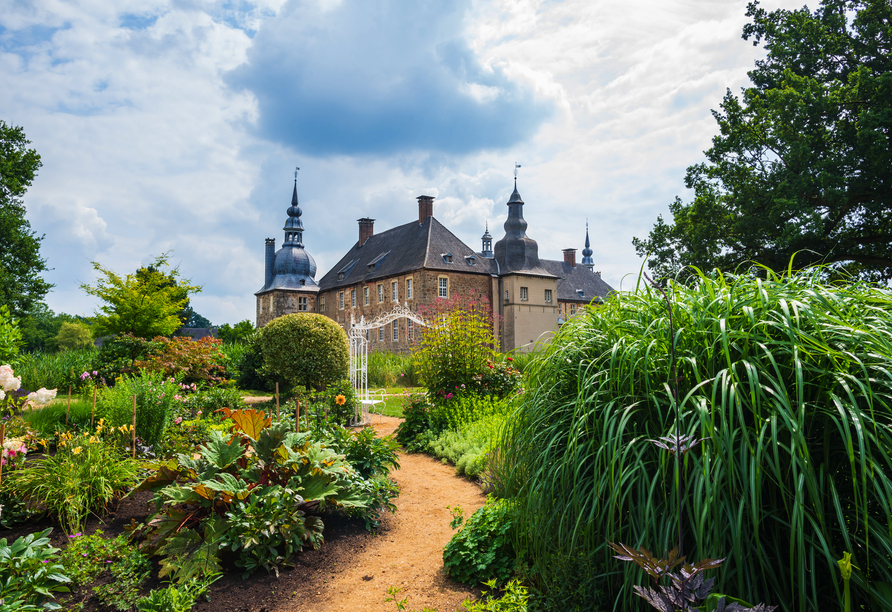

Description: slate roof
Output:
[540,259,615,303]
[317,216,497,290]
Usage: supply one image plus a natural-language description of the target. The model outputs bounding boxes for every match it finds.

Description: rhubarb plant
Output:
[130,409,370,580]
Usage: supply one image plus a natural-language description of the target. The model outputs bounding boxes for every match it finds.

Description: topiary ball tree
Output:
[260,313,349,390]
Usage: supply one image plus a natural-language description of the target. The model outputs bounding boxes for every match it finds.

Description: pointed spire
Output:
[581,219,594,270]
[284,167,304,247]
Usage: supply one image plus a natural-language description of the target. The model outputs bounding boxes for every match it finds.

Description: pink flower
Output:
[197,411,202,416]
[92,371,98,376]
[174,417,182,425]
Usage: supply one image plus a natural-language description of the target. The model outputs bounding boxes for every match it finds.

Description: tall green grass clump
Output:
[97,371,180,447]
[13,348,96,391]
[497,268,892,611]
[367,351,418,387]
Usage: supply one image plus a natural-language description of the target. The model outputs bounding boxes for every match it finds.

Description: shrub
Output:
[443,498,517,586]
[427,409,509,478]
[414,291,497,398]
[7,433,141,533]
[261,314,349,390]
[0,529,71,610]
[395,394,438,451]
[498,268,892,611]
[97,370,180,447]
[93,334,161,382]
[54,321,93,352]
[133,336,228,385]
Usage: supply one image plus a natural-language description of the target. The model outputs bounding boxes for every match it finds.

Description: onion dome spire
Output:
[284,167,304,247]
[581,220,594,270]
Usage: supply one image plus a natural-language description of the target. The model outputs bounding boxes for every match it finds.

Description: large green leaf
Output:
[200,430,244,470]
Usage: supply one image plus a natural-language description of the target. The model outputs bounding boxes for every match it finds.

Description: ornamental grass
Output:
[496,267,892,611]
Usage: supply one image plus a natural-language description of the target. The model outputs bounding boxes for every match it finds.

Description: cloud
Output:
[226,0,554,156]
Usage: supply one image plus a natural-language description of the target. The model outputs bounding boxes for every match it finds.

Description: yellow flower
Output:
[72,447,82,455]
[335,394,346,406]
[89,436,99,444]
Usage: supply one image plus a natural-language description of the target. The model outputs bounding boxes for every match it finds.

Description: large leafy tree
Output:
[81,254,202,339]
[0,121,52,316]
[634,0,892,281]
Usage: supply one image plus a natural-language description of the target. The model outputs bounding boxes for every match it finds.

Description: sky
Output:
[1,0,806,326]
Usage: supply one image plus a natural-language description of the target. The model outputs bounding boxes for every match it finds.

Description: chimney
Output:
[563,248,577,267]
[358,218,375,246]
[264,238,276,287]
[417,195,434,224]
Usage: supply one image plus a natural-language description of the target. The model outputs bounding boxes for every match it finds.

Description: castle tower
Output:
[255,170,320,327]
[492,175,558,352]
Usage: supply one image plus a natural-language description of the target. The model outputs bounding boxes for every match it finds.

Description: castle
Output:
[255,176,614,353]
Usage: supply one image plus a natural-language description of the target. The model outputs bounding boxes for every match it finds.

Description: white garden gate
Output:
[348,304,427,425]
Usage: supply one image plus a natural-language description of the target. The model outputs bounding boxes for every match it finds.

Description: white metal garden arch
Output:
[348,304,427,425]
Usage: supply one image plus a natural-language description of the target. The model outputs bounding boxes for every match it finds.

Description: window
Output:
[392,321,398,341]
[505,290,509,301]
[545,289,552,303]
[339,292,344,310]
[438,277,448,298]
[378,284,384,303]
[351,290,356,307]
[378,327,384,342]
[407,319,414,340]
[570,304,577,315]
[320,296,325,311]
[406,278,413,300]
[364,286,369,306]
[520,287,528,301]
[298,296,307,311]
[391,281,398,302]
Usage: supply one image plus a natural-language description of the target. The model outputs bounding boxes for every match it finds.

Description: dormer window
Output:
[338,273,345,280]
[465,255,476,266]
[442,252,453,264]
[368,251,390,272]
[576,289,585,297]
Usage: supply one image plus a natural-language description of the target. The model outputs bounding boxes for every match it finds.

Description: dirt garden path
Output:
[278,415,487,612]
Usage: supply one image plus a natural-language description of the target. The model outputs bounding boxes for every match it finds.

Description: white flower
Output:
[0,389,4,401]
[34,388,57,405]
[0,365,21,392]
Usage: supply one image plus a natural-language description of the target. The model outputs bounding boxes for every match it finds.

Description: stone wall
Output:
[318,270,493,353]
[256,289,319,327]
[500,274,559,353]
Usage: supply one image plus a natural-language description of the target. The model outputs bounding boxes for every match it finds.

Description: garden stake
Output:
[66,386,71,424]
[91,386,96,427]
[295,400,300,433]
[0,422,5,488]
[131,395,137,459]
[276,382,280,417]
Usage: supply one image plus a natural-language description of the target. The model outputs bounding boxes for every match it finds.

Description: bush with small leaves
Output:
[261,314,349,390]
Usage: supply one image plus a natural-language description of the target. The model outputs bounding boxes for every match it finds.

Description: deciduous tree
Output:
[0,121,52,316]
[81,254,201,339]
[634,0,892,281]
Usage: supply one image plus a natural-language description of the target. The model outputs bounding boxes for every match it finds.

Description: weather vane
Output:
[514,162,521,179]
[294,167,299,182]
